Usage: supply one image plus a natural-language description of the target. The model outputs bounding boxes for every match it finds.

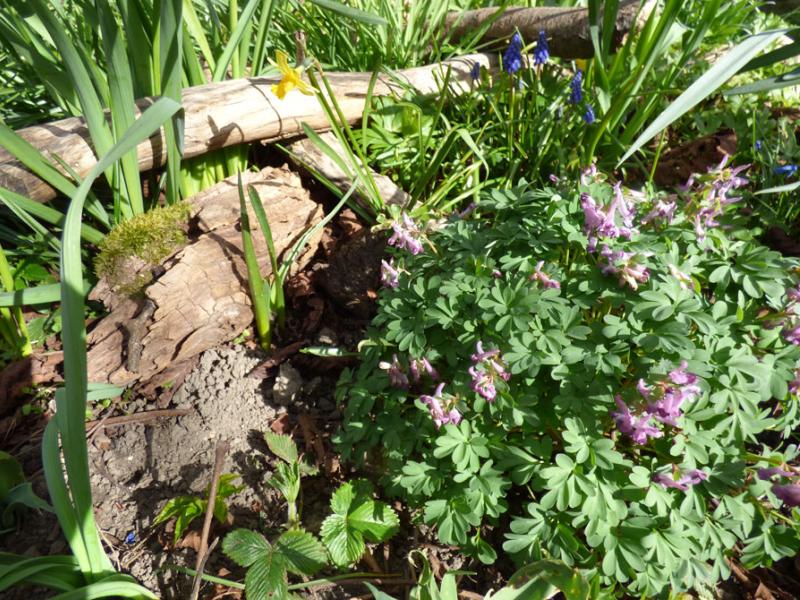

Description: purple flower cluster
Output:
[381,259,399,288]
[756,465,800,507]
[774,283,800,345]
[410,357,439,382]
[653,468,708,491]
[583,105,595,125]
[530,260,560,289]
[569,70,583,104]
[790,368,800,395]
[379,354,409,389]
[470,62,481,82]
[681,156,749,241]
[420,383,461,429]
[581,183,637,252]
[641,197,677,226]
[468,341,510,402]
[533,30,549,66]
[612,361,701,444]
[599,245,650,290]
[503,33,523,75]
[388,212,424,255]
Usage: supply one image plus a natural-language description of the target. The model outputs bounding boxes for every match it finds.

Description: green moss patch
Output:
[94,203,191,297]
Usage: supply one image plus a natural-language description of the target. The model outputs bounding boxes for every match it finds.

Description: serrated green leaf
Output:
[320,513,365,566]
[245,550,287,600]
[264,431,299,464]
[275,529,328,576]
[223,529,272,568]
[348,499,400,541]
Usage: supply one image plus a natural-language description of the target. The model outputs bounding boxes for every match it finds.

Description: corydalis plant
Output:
[338,170,800,596]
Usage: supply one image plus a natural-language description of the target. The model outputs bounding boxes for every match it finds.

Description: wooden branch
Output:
[0,54,498,204]
[442,1,654,59]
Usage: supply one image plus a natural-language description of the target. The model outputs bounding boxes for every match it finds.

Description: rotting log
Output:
[442,1,655,59]
[85,165,323,386]
[0,54,499,204]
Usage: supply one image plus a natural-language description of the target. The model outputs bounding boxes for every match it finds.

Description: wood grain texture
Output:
[443,1,653,59]
[85,166,322,386]
[1,54,499,203]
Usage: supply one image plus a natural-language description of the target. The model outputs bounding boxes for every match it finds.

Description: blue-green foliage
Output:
[336,173,800,596]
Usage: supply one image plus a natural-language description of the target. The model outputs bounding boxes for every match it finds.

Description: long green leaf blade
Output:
[619,30,786,166]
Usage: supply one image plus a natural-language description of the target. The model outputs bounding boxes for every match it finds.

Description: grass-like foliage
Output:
[94,202,190,296]
[337,164,800,596]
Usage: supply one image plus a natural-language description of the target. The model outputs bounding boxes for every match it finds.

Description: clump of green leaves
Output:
[0,450,51,534]
[223,434,399,599]
[320,479,399,567]
[338,171,800,596]
[94,202,191,296]
[153,474,242,545]
[263,431,318,528]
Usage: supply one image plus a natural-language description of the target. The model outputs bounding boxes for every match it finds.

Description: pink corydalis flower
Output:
[641,197,677,226]
[772,483,800,507]
[790,369,800,395]
[599,245,649,290]
[758,467,794,480]
[469,341,510,402]
[783,323,800,345]
[530,261,560,289]
[653,468,708,491]
[387,212,424,255]
[581,193,635,253]
[611,396,662,445]
[409,357,439,382]
[669,264,693,290]
[645,361,701,427]
[419,383,461,429]
[380,259,400,288]
[378,353,408,389]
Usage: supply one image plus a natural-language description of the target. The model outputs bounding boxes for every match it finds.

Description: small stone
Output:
[272,363,303,406]
[316,327,337,345]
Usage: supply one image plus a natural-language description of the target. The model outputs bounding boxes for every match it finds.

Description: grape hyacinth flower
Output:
[772,483,800,507]
[774,164,798,177]
[583,105,596,124]
[379,354,409,389]
[569,70,583,104]
[611,396,663,445]
[469,341,510,402]
[530,261,560,289]
[387,212,424,255]
[470,62,481,82]
[380,259,400,288]
[409,357,439,382]
[503,33,523,75]
[533,30,549,66]
[755,140,763,151]
[420,383,461,429]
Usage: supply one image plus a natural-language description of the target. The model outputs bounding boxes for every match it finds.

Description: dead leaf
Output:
[0,352,63,416]
[248,340,307,379]
[270,413,291,434]
[177,530,202,552]
[338,208,364,238]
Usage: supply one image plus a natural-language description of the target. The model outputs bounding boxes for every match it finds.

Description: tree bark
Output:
[442,1,653,59]
[85,165,323,386]
[0,54,498,204]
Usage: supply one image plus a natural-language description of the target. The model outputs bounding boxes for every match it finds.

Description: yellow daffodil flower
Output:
[270,50,314,99]
[575,58,589,72]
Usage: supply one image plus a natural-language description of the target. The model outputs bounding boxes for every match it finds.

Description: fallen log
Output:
[443,1,654,59]
[85,165,323,386]
[0,54,498,204]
